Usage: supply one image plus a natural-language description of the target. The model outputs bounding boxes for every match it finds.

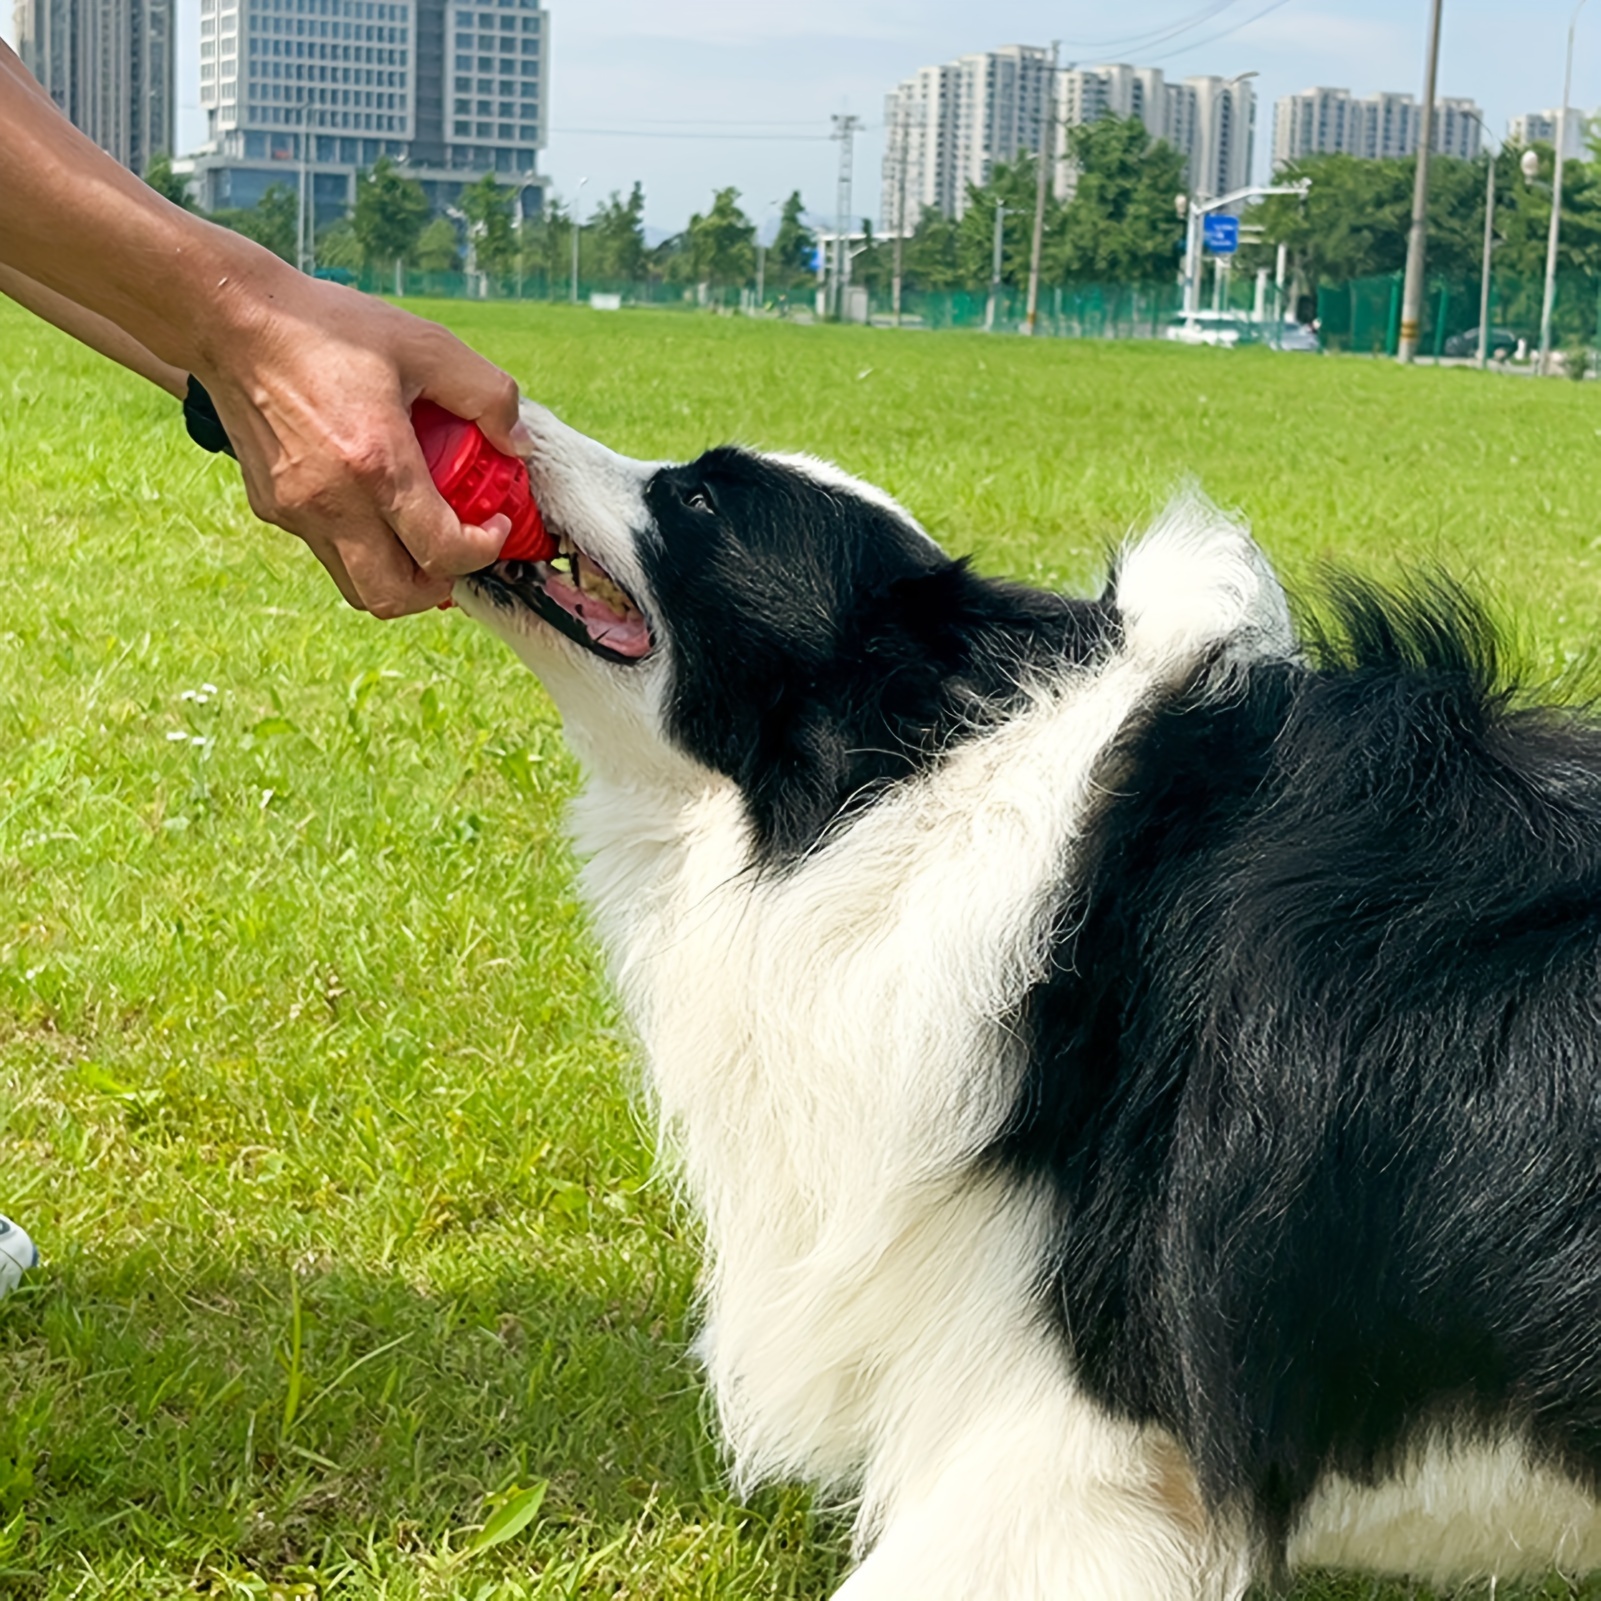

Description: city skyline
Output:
[14,0,175,174]
[6,1,1600,230]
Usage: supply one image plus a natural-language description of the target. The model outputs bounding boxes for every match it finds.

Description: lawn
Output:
[3,295,1601,1600]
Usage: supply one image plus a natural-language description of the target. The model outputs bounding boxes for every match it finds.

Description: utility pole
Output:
[571,176,588,305]
[892,99,911,328]
[1540,0,1589,374]
[831,114,862,321]
[296,102,310,275]
[1398,0,1445,362]
[1024,42,1061,337]
[986,200,1008,332]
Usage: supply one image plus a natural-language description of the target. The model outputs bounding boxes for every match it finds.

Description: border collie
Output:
[457,405,1601,1599]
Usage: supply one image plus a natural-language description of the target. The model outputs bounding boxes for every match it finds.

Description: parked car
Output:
[1163,311,1259,348]
[1163,313,1319,351]
[1270,319,1322,352]
[1442,326,1519,360]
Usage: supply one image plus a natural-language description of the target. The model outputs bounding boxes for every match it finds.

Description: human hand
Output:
[195,267,531,618]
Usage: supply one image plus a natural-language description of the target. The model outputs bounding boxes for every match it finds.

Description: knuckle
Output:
[490,373,520,414]
[365,593,411,622]
[340,435,393,485]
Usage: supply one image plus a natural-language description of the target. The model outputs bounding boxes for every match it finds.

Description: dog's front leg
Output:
[831,1416,1250,1601]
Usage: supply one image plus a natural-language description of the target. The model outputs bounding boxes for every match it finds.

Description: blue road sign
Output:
[1203,215,1240,256]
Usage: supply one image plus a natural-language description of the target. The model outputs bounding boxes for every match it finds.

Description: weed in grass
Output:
[4,298,1601,1597]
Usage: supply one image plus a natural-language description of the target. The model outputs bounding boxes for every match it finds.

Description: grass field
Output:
[5,295,1601,1600]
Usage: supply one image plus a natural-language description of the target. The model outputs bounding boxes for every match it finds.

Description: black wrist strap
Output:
[183,376,237,460]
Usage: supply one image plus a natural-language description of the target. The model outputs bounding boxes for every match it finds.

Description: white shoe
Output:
[0,1216,38,1297]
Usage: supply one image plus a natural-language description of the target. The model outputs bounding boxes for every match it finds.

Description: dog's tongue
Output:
[412,400,554,562]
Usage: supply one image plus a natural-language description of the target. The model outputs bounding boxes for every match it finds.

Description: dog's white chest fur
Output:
[559,510,1293,1597]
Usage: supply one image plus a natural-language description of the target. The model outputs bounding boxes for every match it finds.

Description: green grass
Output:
[4,296,1601,1599]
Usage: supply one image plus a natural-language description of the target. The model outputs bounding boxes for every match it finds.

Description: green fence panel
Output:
[319,260,1601,358]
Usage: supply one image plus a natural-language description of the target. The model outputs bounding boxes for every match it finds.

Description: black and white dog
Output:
[457,405,1601,1598]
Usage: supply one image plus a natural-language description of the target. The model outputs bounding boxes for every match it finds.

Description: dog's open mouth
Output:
[476,527,653,664]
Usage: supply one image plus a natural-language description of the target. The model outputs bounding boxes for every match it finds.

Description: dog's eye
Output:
[684,489,715,516]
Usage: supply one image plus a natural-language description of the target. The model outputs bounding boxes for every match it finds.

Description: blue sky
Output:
[6,2,1594,233]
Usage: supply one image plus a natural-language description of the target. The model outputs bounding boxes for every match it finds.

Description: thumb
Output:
[415,343,528,458]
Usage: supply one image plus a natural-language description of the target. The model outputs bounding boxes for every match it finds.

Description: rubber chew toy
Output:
[410,398,554,562]
[181,377,553,565]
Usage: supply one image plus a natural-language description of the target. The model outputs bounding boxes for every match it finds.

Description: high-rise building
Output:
[883,51,1256,230]
[186,0,548,227]
[1184,74,1256,199]
[1272,86,1482,168]
[1056,66,1253,202]
[1510,108,1591,160]
[15,0,174,175]
[882,44,1055,228]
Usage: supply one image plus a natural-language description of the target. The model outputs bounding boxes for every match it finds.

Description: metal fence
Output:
[324,262,1601,356]
[1313,271,1601,358]
[328,267,1195,338]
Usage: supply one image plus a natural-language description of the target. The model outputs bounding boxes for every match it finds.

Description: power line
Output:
[1058,0,1240,54]
[593,117,829,128]
[551,127,834,142]
[1145,0,1297,63]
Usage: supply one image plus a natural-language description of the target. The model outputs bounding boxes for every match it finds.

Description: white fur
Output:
[459,409,1599,1595]
[1292,1433,1601,1583]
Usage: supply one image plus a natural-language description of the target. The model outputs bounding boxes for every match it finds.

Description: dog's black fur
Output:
[996,580,1601,1567]
[641,450,1115,860]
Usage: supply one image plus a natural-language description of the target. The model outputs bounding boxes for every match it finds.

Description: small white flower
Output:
[166,730,189,742]
[181,690,197,702]
[202,684,219,696]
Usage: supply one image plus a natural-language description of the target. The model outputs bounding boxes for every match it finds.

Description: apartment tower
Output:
[191,0,548,225]
[15,0,175,174]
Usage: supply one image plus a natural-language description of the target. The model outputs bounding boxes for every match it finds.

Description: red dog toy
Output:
[411,398,554,563]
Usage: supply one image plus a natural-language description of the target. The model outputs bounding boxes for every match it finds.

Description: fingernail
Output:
[509,422,534,454]
[485,513,512,541]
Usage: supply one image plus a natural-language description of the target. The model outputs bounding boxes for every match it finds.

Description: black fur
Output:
[639,449,1115,862]
[995,579,1601,1567]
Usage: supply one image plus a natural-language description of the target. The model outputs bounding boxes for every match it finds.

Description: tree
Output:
[1049,119,1189,285]
[143,152,193,211]
[413,216,463,273]
[768,191,816,291]
[681,188,756,292]
[899,205,962,292]
[315,216,363,272]
[1244,148,1601,299]
[516,198,570,288]
[957,153,1045,289]
[459,173,516,279]
[353,156,428,275]
[589,183,647,283]
[212,185,298,263]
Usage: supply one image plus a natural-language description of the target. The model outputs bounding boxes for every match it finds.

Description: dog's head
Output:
[458,404,1111,862]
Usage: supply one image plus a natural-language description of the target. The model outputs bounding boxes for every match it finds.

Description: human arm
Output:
[0,42,529,617]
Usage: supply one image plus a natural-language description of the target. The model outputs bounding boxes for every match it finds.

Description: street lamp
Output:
[571,176,589,306]
[1178,73,1261,316]
[985,199,1009,333]
[755,198,780,313]
[1447,105,1510,370]
[447,204,481,299]
[1538,0,1589,375]
[513,172,540,300]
